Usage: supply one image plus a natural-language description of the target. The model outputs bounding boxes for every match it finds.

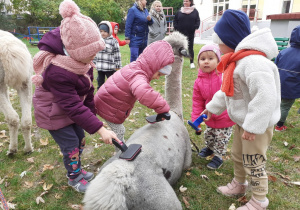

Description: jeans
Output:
[130,46,146,62]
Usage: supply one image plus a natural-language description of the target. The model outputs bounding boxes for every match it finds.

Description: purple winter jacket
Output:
[94,40,174,124]
[191,69,235,129]
[32,27,103,134]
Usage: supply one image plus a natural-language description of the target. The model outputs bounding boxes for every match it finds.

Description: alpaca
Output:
[83,32,191,210]
[0,30,33,154]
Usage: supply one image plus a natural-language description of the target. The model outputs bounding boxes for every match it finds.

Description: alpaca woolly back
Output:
[0,30,32,90]
[83,159,134,210]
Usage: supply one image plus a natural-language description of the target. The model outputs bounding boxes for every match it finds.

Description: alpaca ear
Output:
[179,47,190,58]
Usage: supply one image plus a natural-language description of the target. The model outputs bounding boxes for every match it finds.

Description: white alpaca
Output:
[0,30,33,154]
[83,32,191,210]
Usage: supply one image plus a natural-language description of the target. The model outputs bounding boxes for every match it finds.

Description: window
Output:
[282,0,291,13]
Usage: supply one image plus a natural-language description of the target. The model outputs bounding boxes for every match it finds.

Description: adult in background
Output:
[125,0,153,62]
[274,25,300,132]
[147,0,167,45]
[174,0,200,69]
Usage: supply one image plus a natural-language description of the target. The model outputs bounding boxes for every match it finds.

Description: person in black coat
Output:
[174,0,200,68]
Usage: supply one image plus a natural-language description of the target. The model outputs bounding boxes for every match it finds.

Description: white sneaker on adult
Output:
[190,63,195,69]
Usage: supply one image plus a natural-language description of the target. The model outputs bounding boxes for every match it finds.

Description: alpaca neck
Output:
[165,55,183,121]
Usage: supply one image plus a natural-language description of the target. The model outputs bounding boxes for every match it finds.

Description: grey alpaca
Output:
[0,30,33,154]
[83,32,191,210]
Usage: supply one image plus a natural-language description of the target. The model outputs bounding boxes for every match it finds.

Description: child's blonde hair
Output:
[151,0,162,10]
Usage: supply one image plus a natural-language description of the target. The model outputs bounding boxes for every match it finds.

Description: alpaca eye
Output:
[71,157,77,161]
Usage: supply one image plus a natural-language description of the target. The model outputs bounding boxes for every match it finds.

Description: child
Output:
[110,22,127,47]
[191,44,235,169]
[274,25,300,132]
[202,10,280,209]
[147,0,167,45]
[94,21,122,89]
[32,0,120,193]
[94,40,175,143]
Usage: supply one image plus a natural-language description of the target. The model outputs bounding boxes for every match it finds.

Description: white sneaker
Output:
[190,63,195,69]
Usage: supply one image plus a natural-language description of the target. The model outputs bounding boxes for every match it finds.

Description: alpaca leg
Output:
[0,84,20,155]
[17,84,33,153]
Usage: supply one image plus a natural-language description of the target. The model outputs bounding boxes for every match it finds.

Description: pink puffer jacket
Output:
[94,40,174,124]
[191,70,235,128]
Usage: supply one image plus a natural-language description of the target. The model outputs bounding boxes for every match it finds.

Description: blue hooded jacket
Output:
[125,3,153,47]
[275,26,300,99]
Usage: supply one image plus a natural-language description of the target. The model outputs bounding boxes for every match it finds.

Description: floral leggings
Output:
[204,126,233,157]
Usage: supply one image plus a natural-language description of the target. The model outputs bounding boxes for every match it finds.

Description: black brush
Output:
[112,139,142,161]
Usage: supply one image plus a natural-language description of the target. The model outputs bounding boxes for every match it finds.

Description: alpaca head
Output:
[163,31,189,58]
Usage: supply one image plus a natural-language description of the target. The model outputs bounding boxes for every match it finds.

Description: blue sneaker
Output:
[207,156,223,169]
[198,147,213,158]
[68,174,90,193]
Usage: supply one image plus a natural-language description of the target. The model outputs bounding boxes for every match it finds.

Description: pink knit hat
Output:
[59,0,105,61]
[197,44,222,62]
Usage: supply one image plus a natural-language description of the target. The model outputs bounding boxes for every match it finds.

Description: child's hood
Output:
[37,27,64,55]
[110,22,119,37]
[236,28,278,60]
[130,40,174,79]
[98,21,113,37]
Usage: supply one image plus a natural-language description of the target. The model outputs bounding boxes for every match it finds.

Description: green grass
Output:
[0,35,299,209]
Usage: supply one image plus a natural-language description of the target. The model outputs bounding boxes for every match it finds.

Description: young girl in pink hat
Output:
[191,44,235,169]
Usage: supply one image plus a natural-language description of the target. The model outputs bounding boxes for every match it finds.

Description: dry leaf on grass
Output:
[24,181,34,188]
[71,204,82,209]
[186,171,191,176]
[215,171,223,176]
[43,183,53,191]
[182,196,190,208]
[237,195,248,204]
[55,193,62,199]
[289,144,295,150]
[283,141,289,147]
[228,203,236,210]
[179,185,187,193]
[291,181,300,186]
[40,138,49,146]
[27,157,35,163]
[200,175,209,180]
[43,164,54,171]
[0,130,7,138]
[36,196,45,204]
[293,156,300,162]
[20,171,27,178]
[274,172,291,181]
[268,175,277,182]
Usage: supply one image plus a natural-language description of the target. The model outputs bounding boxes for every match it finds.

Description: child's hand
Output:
[242,131,256,141]
[200,109,211,122]
[125,40,130,44]
[97,126,120,145]
[146,15,151,21]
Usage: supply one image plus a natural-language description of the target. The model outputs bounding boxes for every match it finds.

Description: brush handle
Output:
[112,139,128,152]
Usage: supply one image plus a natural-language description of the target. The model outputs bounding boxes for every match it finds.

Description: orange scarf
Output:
[217,49,266,97]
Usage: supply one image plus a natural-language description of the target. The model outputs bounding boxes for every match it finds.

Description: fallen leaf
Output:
[27,157,35,163]
[237,195,248,204]
[186,172,191,176]
[24,181,34,188]
[268,175,277,182]
[0,130,7,138]
[273,157,280,162]
[40,138,49,146]
[228,203,236,210]
[55,193,62,199]
[128,119,135,122]
[283,141,288,147]
[43,164,54,171]
[215,171,223,176]
[182,196,190,208]
[39,191,48,197]
[43,183,53,191]
[179,185,187,193]
[288,144,295,150]
[200,175,209,180]
[291,181,300,186]
[206,155,214,160]
[36,196,45,204]
[71,204,82,209]
[275,172,291,181]
[20,171,27,178]
[1,202,17,209]
[293,156,300,162]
